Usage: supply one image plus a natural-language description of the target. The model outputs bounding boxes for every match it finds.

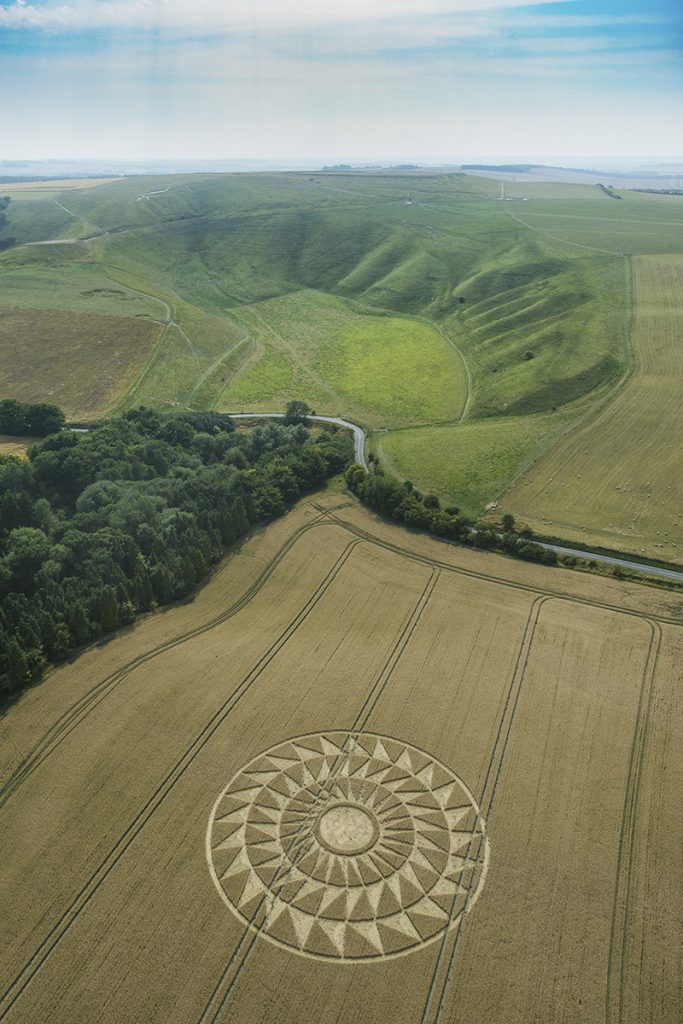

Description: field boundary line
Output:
[0,512,341,810]
[419,595,547,1024]
[96,260,206,413]
[606,619,661,1024]
[0,540,362,1021]
[316,506,683,626]
[197,569,440,1023]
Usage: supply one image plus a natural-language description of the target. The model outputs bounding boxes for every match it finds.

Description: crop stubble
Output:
[0,496,680,1024]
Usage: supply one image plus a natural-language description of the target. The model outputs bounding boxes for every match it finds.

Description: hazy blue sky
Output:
[1,0,681,163]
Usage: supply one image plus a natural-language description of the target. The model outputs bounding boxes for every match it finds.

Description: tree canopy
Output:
[0,398,66,437]
[0,405,352,695]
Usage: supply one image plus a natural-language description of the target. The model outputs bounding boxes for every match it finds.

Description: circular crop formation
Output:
[206,731,489,961]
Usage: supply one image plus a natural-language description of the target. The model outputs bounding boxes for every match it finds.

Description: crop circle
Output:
[207,731,489,961]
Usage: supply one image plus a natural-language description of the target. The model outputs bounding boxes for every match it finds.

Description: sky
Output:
[0,0,682,164]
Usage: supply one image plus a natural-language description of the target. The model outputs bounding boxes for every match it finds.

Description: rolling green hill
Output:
[2,168,677,528]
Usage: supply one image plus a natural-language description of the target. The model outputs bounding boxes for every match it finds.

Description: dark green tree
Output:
[283,400,313,425]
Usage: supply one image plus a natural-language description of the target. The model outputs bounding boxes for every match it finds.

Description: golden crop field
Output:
[0,494,680,1024]
[0,436,30,457]
[0,306,163,420]
[499,255,683,561]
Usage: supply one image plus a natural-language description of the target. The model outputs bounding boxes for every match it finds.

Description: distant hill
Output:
[462,164,535,173]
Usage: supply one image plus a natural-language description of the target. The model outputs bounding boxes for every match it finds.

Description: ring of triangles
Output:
[207,731,489,961]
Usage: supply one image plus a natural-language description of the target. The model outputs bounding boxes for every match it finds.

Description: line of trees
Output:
[344,462,558,567]
[0,405,352,695]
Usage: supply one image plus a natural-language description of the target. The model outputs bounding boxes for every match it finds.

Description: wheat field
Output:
[0,495,680,1024]
[500,255,683,560]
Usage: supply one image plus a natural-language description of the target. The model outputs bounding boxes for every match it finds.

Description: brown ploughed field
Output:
[0,306,162,421]
[0,494,680,1024]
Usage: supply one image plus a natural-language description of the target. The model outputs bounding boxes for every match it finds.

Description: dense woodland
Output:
[0,406,351,694]
[0,397,560,697]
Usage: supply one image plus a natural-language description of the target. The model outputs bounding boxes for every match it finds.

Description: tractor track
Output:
[197,569,440,1024]
[0,538,361,1022]
[419,595,547,1024]
[606,620,662,1024]
[0,510,330,811]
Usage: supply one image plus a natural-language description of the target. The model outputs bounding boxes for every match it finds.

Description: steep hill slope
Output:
[0,170,649,524]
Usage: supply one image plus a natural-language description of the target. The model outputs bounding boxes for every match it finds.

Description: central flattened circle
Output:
[315,801,379,855]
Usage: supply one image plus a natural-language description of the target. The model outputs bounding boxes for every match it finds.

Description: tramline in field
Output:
[0,494,679,1024]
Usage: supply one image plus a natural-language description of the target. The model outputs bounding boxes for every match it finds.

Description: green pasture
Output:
[371,408,578,515]
[216,290,468,427]
[0,247,162,319]
[506,193,683,255]
[1,169,682,554]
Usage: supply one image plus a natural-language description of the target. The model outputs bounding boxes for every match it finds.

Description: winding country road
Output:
[227,412,683,584]
[228,412,368,470]
[70,411,683,582]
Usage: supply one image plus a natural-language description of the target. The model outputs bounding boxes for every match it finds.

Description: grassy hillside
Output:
[442,244,629,418]
[213,290,468,427]
[0,241,163,318]
[2,169,680,547]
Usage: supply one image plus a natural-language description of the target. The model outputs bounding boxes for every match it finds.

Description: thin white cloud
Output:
[506,13,662,30]
[1,0,679,162]
[0,0,574,32]
[5,33,678,90]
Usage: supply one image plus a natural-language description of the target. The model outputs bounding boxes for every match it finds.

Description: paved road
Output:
[228,413,683,581]
[71,412,683,582]
[228,412,367,470]
[538,541,683,583]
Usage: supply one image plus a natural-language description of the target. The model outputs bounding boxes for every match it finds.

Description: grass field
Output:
[505,193,683,257]
[0,492,679,1024]
[0,245,164,319]
[0,170,682,555]
[217,290,468,427]
[499,255,683,560]
[372,408,577,513]
[0,306,163,420]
